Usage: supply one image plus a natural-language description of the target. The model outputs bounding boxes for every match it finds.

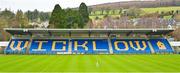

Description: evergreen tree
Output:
[32,9,39,22]
[25,10,33,22]
[49,4,65,28]
[16,10,23,27]
[49,3,90,28]
[39,12,50,22]
[79,2,89,28]
[0,9,15,27]
[16,10,28,28]
[0,8,15,20]
[65,9,75,28]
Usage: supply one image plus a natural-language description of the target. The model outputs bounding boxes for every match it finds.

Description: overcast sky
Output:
[0,0,135,12]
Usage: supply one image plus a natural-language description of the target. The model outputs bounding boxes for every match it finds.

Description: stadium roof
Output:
[4,28,175,36]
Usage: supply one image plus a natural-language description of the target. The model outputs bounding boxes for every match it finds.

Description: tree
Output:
[79,2,89,28]
[126,7,142,18]
[15,10,28,28]
[88,8,93,15]
[100,8,104,15]
[0,9,15,27]
[25,9,39,22]
[92,11,96,15]
[39,12,50,22]
[119,8,123,14]
[112,10,115,15]
[25,10,33,22]
[65,9,79,28]
[0,8,15,20]
[65,9,73,28]
[21,15,28,28]
[32,9,39,22]
[49,3,90,28]
[95,16,99,20]
[176,10,179,14]
[16,10,24,21]
[16,10,23,27]
[25,10,50,23]
[105,8,111,15]
[103,14,108,18]
[49,4,65,28]
[0,17,8,28]
[121,10,127,16]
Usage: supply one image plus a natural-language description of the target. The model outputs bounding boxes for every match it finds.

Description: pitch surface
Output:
[0,55,179,73]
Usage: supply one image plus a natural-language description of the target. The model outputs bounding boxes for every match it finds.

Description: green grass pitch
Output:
[0,55,179,73]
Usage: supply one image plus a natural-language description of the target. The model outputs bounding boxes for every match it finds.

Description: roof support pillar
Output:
[126,31,132,36]
[29,32,32,37]
[88,31,91,38]
[107,32,111,38]
[48,31,52,36]
[69,31,71,38]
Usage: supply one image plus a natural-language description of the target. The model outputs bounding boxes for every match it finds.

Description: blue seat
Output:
[149,39,174,54]
[111,39,151,54]
[29,39,69,54]
[71,39,109,54]
[5,38,174,54]
[5,39,29,54]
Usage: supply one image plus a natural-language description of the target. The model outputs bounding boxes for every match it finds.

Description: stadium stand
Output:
[4,38,173,54]
[29,39,69,54]
[71,39,109,54]
[111,39,151,54]
[149,39,174,54]
[3,28,176,54]
[5,39,29,54]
